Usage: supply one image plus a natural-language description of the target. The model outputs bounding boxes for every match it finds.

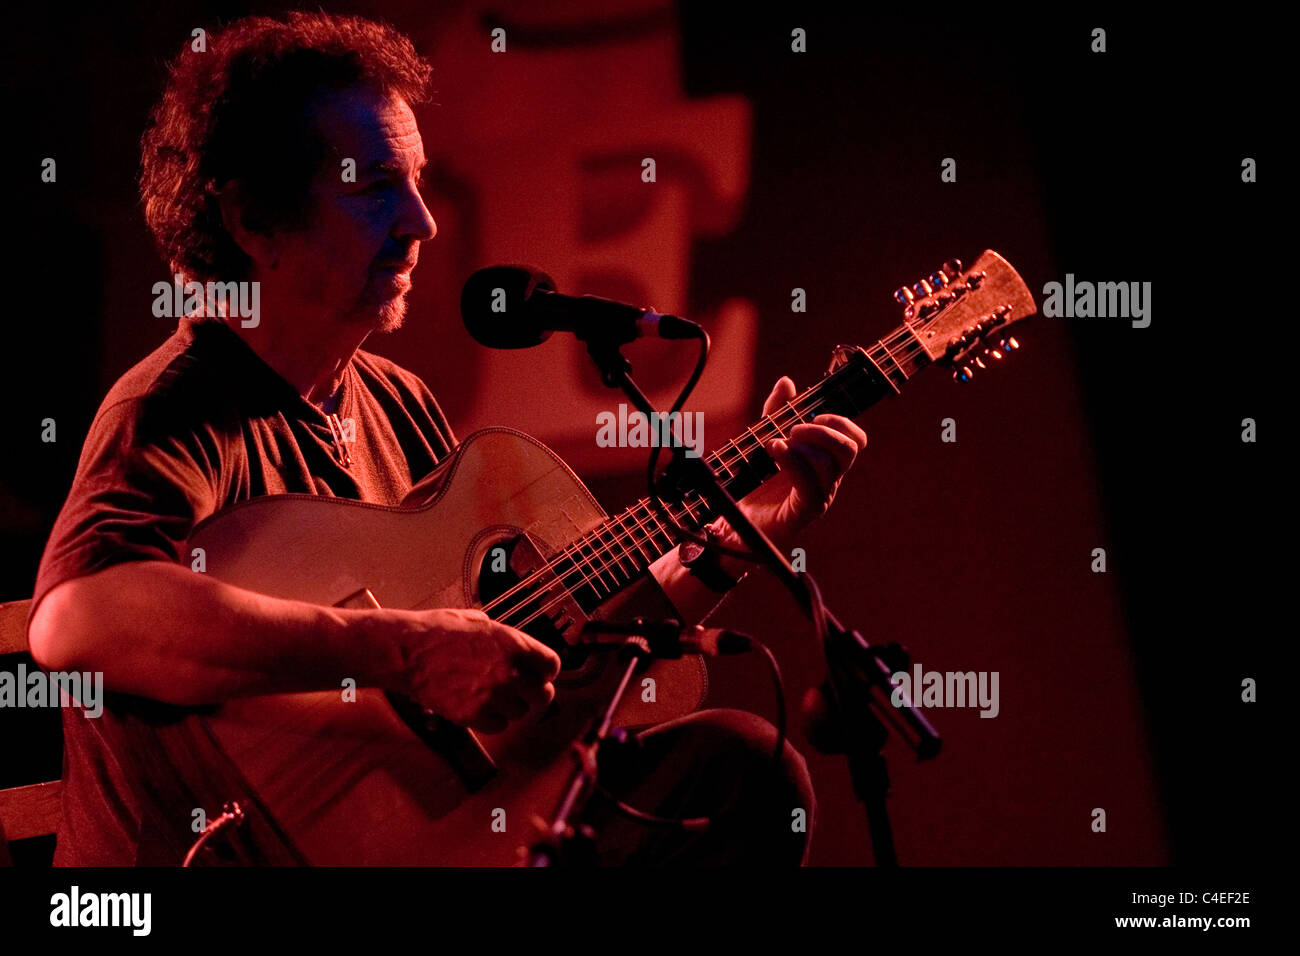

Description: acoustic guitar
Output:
[186,250,1036,864]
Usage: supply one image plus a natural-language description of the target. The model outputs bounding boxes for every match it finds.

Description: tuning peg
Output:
[953,365,974,383]
[941,259,963,279]
[974,355,986,369]
[929,271,949,288]
[912,279,933,298]
[1006,336,1020,350]
[894,286,915,305]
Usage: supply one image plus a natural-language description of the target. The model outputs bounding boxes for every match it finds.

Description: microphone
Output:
[461,265,702,349]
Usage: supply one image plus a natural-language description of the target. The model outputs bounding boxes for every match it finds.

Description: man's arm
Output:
[648,518,774,626]
[28,561,408,705]
[27,560,560,734]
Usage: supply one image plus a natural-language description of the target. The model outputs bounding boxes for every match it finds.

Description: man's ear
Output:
[214,180,278,271]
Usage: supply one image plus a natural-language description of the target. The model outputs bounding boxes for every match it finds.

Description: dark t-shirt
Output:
[29,315,457,865]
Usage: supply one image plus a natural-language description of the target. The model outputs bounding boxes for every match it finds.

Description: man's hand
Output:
[733,375,868,551]
[396,608,561,735]
[640,374,868,627]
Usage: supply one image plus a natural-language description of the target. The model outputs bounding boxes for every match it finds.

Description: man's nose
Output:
[397,181,437,242]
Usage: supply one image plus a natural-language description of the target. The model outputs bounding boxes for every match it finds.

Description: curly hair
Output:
[140,12,433,283]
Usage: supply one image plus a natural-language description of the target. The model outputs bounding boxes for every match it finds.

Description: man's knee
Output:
[632,707,817,862]
[668,708,813,801]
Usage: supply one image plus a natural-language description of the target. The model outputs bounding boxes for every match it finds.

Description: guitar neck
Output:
[552,325,931,610]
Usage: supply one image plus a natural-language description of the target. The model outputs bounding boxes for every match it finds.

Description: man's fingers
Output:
[768,437,830,504]
[762,376,798,417]
[488,691,530,720]
[489,679,554,724]
[811,413,868,452]
[788,422,860,473]
[518,680,556,715]
[505,630,562,681]
[469,714,508,735]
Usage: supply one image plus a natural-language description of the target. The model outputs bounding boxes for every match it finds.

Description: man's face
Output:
[271,85,437,333]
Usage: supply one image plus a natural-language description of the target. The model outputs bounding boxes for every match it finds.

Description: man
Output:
[27,13,867,865]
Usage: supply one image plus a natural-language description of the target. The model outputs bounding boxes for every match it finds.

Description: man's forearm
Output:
[648,512,795,626]
[28,560,406,707]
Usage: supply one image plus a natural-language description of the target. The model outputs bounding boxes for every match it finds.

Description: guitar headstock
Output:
[894,250,1037,383]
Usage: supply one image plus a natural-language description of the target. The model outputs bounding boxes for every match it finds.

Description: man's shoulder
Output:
[352,346,433,402]
[91,318,242,439]
[100,324,196,403]
[351,346,456,448]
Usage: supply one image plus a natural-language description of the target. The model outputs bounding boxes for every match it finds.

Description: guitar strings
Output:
[531,325,922,596]
[484,381,837,619]
[480,329,930,632]
[501,420,892,630]
[482,392,820,629]
[482,330,929,632]
[500,378,879,631]
[489,331,929,630]
[549,327,922,581]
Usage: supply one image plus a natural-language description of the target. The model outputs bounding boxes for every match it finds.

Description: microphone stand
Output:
[527,625,668,867]
[581,335,941,867]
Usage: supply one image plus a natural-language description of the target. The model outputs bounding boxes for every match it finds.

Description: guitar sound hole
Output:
[476,537,587,673]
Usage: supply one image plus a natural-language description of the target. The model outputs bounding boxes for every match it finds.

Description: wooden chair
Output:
[0,599,62,865]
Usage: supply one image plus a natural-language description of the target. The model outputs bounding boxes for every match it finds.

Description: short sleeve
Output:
[31,397,219,615]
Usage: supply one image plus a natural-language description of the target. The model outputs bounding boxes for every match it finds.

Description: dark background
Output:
[0,3,1273,867]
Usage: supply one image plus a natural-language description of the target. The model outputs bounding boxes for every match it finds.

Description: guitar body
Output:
[188,428,707,865]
